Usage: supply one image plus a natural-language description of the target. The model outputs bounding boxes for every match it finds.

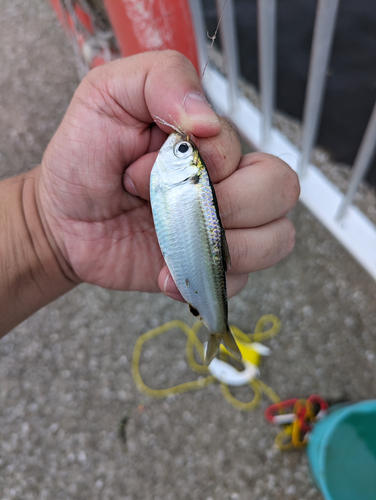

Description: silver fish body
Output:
[150,132,241,364]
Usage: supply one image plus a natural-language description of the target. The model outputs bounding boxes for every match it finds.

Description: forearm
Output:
[0,168,76,337]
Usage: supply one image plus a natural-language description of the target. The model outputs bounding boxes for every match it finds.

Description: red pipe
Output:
[103,0,199,73]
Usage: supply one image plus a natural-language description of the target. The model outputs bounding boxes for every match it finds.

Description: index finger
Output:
[194,118,242,184]
[216,152,300,228]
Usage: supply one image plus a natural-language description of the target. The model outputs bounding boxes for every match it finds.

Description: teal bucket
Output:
[307,400,376,500]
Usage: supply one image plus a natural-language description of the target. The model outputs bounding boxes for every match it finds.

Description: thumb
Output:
[90,50,221,138]
[144,51,220,136]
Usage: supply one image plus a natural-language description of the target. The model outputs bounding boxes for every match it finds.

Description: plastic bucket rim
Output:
[309,400,376,500]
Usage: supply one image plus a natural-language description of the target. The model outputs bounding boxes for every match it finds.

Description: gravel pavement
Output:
[1,2,376,499]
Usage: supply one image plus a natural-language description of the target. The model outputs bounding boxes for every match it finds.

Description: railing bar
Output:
[215,0,240,111]
[336,101,376,220]
[203,64,376,281]
[257,0,277,144]
[187,0,209,77]
[299,0,340,177]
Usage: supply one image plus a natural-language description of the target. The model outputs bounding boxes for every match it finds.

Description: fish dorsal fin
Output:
[221,227,231,271]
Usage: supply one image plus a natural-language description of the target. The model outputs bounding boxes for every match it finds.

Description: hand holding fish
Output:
[0,51,299,337]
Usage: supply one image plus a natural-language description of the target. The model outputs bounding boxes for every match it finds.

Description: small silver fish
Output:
[150,131,241,365]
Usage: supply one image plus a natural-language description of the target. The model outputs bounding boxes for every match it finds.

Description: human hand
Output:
[37,50,299,300]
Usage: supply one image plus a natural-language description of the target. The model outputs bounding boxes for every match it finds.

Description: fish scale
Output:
[150,131,241,364]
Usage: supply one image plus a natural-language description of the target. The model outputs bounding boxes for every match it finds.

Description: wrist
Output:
[0,168,77,336]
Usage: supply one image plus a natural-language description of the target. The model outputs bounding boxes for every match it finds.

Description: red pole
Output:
[102,0,200,74]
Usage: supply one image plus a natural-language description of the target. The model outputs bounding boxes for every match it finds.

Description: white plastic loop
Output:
[204,343,259,386]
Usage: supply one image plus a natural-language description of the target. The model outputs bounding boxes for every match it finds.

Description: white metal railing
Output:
[257,0,276,144]
[189,0,376,280]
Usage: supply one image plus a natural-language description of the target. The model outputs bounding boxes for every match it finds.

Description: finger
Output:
[194,118,242,184]
[216,152,300,228]
[158,266,249,302]
[225,216,296,273]
[123,151,158,199]
[158,267,185,302]
[123,126,167,199]
[147,124,168,153]
[227,273,249,299]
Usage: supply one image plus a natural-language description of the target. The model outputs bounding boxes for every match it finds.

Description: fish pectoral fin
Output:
[223,329,242,361]
[205,335,220,365]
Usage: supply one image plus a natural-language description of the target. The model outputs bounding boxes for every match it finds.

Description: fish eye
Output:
[174,141,193,158]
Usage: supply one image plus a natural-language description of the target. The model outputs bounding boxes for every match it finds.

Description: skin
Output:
[0,51,300,337]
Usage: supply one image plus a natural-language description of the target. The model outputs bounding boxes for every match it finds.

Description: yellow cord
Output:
[185,320,209,375]
[231,314,281,343]
[220,379,263,411]
[275,425,294,451]
[256,379,281,405]
[132,320,216,398]
[132,316,281,405]
[131,315,316,451]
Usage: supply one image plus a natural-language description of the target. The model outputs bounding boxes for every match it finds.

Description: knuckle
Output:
[281,217,296,255]
[209,143,230,179]
[280,164,300,211]
[82,62,112,91]
[233,230,249,270]
[227,273,249,298]
[238,231,248,268]
[200,121,241,182]
[157,50,194,73]
[217,184,235,226]
[254,154,300,213]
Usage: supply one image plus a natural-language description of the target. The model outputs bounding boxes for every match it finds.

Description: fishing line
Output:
[201,0,228,81]
[153,116,182,135]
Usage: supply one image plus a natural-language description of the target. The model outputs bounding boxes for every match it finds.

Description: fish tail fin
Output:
[205,335,220,366]
[205,328,242,365]
[222,327,242,361]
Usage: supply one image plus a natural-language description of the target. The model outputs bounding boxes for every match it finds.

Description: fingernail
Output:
[163,273,185,302]
[163,273,174,294]
[124,173,138,196]
[183,92,219,123]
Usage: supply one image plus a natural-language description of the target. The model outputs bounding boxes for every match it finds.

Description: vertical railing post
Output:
[188,0,209,77]
[298,0,340,177]
[336,101,376,220]
[215,0,240,112]
[257,0,277,145]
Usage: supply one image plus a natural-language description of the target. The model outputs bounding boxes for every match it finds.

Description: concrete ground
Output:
[1,1,376,499]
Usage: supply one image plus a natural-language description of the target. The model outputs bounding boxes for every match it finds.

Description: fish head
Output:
[154,132,200,185]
